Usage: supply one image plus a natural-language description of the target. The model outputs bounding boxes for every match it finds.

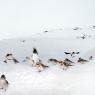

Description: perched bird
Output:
[59,61,73,70]
[0,74,9,91]
[32,48,41,64]
[48,58,59,63]
[4,53,19,64]
[77,57,88,64]
[34,63,49,72]
[25,48,42,66]
[64,58,74,64]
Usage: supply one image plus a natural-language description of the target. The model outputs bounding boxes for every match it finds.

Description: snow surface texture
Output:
[0,26,95,95]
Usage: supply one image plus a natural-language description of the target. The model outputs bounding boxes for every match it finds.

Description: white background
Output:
[0,0,95,39]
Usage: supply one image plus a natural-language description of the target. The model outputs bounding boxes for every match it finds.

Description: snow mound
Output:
[0,26,95,95]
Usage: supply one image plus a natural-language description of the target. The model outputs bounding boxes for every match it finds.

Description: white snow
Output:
[0,0,95,39]
[0,26,95,95]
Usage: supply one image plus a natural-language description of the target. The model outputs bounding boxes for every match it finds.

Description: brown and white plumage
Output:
[34,63,49,72]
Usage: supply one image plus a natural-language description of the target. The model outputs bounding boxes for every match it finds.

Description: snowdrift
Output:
[0,26,95,95]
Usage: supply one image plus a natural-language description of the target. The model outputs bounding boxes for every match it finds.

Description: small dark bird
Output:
[13,58,19,63]
[4,60,7,63]
[77,57,88,64]
[64,58,74,63]
[48,58,59,63]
